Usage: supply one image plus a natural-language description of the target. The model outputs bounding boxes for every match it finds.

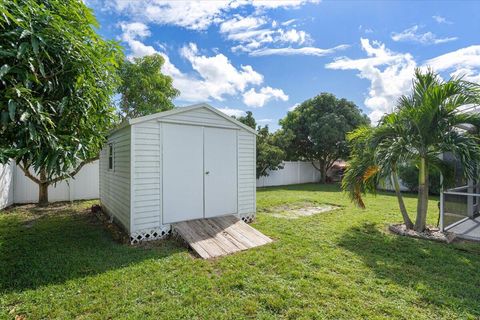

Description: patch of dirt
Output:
[389,224,456,243]
[267,203,340,219]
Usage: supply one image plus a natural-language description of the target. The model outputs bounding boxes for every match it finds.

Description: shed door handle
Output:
[205,171,210,175]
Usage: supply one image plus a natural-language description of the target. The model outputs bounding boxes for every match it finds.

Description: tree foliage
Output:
[0,0,123,204]
[235,111,285,178]
[342,68,480,231]
[118,54,179,119]
[278,93,370,183]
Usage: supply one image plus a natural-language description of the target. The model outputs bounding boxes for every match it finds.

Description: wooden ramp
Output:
[173,215,272,259]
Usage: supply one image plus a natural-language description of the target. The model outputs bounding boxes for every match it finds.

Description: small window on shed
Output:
[108,144,114,171]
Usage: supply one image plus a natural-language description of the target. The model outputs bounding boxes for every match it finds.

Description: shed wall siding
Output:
[237,130,256,217]
[162,108,238,129]
[130,107,256,234]
[99,126,131,232]
[131,120,161,233]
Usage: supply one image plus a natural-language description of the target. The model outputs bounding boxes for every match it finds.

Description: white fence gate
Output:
[256,161,321,187]
[0,160,99,209]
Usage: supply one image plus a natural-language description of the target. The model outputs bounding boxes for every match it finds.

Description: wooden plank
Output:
[192,219,242,253]
[211,217,259,248]
[173,215,272,259]
[173,222,211,259]
[183,221,228,258]
[204,218,249,251]
[223,216,272,244]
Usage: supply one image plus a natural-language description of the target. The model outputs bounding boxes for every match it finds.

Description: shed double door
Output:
[162,123,238,224]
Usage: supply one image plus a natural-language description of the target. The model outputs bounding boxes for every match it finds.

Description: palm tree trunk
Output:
[415,157,429,231]
[391,167,414,229]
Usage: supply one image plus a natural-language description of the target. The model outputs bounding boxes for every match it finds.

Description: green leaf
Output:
[31,36,39,55]
[8,100,16,120]
[20,29,31,39]
[0,64,10,79]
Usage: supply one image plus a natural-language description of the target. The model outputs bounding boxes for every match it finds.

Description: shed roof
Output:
[115,103,257,135]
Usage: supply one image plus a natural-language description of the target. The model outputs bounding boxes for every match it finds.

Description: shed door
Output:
[162,123,204,224]
[204,127,238,217]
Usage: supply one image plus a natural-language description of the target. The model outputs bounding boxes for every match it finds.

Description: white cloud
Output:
[282,19,297,26]
[288,103,300,111]
[220,15,313,53]
[424,45,480,82]
[326,39,480,123]
[108,0,319,30]
[180,43,263,100]
[250,0,319,9]
[120,22,157,58]
[220,15,266,34]
[257,118,273,123]
[216,107,246,117]
[250,44,349,57]
[432,15,452,24]
[326,38,416,123]
[118,22,287,106]
[391,25,457,45]
[243,86,289,107]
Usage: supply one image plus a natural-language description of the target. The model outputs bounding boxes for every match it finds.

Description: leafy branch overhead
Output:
[118,54,179,119]
[0,0,123,204]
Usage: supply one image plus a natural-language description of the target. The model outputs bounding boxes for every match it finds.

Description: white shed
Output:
[99,103,257,243]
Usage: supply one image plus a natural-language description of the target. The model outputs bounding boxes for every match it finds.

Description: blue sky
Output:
[87,0,480,129]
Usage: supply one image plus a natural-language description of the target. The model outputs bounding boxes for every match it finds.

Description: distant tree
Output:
[256,125,285,178]
[118,54,179,119]
[235,111,285,178]
[0,0,123,205]
[278,93,370,183]
[236,111,256,129]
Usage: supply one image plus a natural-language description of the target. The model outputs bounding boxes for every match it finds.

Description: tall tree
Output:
[236,112,285,178]
[278,93,370,183]
[343,69,480,232]
[118,54,179,119]
[0,0,123,205]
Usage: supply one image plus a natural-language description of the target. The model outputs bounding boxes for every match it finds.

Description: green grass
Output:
[1,184,479,319]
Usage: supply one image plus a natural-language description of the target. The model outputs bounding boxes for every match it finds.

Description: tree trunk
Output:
[320,161,327,184]
[38,170,49,206]
[391,167,414,229]
[414,157,429,232]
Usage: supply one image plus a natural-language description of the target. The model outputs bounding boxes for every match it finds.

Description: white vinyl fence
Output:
[1,160,320,209]
[0,160,99,209]
[256,161,321,187]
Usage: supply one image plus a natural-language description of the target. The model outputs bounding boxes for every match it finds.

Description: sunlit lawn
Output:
[1,184,479,319]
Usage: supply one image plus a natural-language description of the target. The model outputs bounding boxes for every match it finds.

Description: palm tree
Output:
[343,68,480,232]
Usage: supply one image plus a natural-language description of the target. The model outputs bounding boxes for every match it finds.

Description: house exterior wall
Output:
[99,125,131,232]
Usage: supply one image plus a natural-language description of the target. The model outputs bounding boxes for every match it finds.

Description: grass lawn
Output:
[1,184,479,319]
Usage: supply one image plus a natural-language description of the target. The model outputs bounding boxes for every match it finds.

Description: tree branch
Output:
[48,156,99,184]
[18,162,41,184]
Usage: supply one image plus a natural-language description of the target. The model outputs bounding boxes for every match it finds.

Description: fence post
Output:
[439,173,444,231]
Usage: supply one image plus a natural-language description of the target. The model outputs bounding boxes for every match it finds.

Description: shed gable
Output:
[160,106,238,129]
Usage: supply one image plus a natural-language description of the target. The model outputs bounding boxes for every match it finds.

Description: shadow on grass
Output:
[338,223,480,316]
[0,206,184,294]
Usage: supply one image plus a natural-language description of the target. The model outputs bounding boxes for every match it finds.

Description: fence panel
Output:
[0,160,99,209]
[256,161,320,187]
[0,162,14,209]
